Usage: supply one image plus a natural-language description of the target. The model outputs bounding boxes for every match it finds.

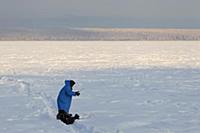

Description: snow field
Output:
[1,42,200,133]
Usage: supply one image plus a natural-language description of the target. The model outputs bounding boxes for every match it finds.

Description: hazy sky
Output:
[0,0,200,28]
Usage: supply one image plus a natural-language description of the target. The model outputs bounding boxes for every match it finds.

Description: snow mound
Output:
[0,76,31,96]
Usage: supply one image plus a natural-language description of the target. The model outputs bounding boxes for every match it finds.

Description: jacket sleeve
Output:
[65,86,76,96]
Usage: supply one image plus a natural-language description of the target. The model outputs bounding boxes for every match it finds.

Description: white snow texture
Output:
[0,41,200,133]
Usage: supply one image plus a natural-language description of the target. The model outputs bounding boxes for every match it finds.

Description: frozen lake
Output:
[0,41,200,133]
[1,41,200,75]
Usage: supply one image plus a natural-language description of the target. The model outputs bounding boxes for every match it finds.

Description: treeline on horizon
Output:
[0,28,200,41]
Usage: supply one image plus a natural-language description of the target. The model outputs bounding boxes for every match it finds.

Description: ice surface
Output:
[0,41,200,133]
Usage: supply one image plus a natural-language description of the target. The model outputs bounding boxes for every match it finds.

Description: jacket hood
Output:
[65,80,75,88]
[65,80,71,86]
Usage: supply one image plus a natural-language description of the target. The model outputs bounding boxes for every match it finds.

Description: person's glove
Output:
[75,91,80,96]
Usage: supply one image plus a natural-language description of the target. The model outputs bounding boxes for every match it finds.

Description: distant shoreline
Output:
[0,28,200,41]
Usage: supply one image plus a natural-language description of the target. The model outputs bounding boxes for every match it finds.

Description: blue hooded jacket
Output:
[57,80,76,113]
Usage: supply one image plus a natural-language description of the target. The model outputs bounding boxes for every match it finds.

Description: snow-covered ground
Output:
[0,41,200,133]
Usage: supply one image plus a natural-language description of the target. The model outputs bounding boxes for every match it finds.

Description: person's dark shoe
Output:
[65,113,72,118]
[74,114,80,119]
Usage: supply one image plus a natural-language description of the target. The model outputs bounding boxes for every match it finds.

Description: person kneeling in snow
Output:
[56,80,80,125]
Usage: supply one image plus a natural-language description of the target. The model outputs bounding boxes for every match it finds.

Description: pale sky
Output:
[0,0,200,28]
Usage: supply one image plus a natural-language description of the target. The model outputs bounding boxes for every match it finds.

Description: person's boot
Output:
[74,114,80,119]
[65,112,72,118]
